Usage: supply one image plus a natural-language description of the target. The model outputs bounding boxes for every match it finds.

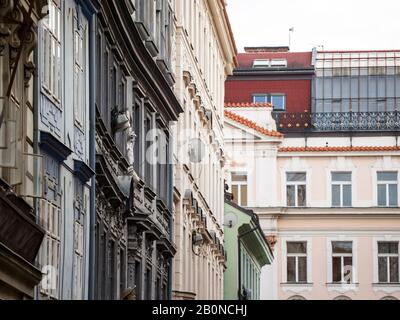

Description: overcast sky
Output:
[226,0,400,53]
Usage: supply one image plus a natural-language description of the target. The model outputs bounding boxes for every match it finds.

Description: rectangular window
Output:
[331,172,352,207]
[73,11,87,127]
[332,241,353,283]
[378,242,399,283]
[231,172,248,206]
[73,180,85,300]
[253,95,268,103]
[286,242,307,283]
[42,0,61,103]
[378,171,398,207]
[252,59,270,68]
[286,172,306,207]
[271,94,286,111]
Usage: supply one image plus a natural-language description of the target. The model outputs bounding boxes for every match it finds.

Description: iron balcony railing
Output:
[273,111,400,132]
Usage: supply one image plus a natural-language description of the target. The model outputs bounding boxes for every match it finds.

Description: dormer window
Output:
[252,59,270,68]
[271,59,287,67]
[252,59,288,68]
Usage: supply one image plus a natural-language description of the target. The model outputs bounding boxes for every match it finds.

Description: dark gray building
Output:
[94,0,182,300]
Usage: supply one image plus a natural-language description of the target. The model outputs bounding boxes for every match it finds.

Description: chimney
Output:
[244,46,290,53]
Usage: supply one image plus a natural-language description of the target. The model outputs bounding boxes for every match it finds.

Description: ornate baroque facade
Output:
[94,0,182,300]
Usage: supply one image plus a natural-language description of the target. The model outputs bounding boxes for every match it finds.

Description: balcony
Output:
[273,111,400,133]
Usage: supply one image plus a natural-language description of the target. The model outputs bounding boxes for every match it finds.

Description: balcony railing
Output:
[273,111,400,132]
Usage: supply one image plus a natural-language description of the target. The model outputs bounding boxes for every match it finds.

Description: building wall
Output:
[172,0,236,300]
[225,80,312,112]
[36,0,93,300]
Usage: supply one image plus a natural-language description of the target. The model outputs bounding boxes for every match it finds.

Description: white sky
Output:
[226,0,400,53]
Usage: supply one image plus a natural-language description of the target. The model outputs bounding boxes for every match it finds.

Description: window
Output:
[286,172,306,207]
[42,0,61,102]
[332,241,353,283]
[252,59,270,68]
[252,94,286,111]
[73,179,85,300]
[271,59,287,67]
[253,95,268,103]
[39,199,61,298]
[378,172,398,207]
[231,172,248,206]
[286,242,307,283]
[378,242,399,283]
[271,94,286,111]
[73,10,87,127]
[331,172,352,207]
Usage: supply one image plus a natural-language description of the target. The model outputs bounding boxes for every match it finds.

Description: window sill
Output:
[372,283,400,293]
[326,283,359,293]
[281,283,313,293]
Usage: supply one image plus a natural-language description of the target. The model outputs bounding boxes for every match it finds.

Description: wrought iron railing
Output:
[273,111,400,132]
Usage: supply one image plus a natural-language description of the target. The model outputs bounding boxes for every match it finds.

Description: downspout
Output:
[167,134,174,300]
[88,13,96,300]
[237,227,258,300]
[33,24,41,301]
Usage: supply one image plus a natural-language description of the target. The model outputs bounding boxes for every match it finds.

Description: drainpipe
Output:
[237,227,258,300]
[88,13,96,300]
[33,25,41,301]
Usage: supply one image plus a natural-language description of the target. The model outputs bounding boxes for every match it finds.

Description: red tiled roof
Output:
[224,102,272,108]
[279,146,400,153]
[237,52,313,69]
[224,110,283,138]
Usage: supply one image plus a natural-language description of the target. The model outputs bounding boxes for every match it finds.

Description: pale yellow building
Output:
[171,0,237,300]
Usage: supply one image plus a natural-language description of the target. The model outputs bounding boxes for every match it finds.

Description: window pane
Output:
[389,184,398,206]
[271,95,285,111]
[287,257,296,282]
[232,173,247,182]
[287,172,306,182]
[241,185,248,207]
[378,171,398,181]
[231,185,238,205]
[390,257,399,283]
[378,184,387,206]
[379,257,388,282]
[332,241,352,254]
[298,257,307,282]
[344,257,353,283]
[287,242,307,254]
[332,184,341,206]
[297,185,306,207]
[332,257,341,282]
[343,185,352,207]
[287,185,295,207]
[332,172,352,181]
[253,95,268,103]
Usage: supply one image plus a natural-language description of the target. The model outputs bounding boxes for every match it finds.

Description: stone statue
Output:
[125,110,140,182]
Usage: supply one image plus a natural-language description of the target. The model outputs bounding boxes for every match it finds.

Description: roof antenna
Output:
[289,27,294,50]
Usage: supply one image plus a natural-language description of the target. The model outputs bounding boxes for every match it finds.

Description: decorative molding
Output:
[40,131,73,162]
[73,160,95,183]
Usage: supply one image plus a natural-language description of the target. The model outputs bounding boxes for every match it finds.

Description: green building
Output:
[224,198,273,300]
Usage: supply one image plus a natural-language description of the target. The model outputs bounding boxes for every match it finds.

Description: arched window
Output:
[334,295,352,300]
[288,295,307,300]
[381,296,398,300]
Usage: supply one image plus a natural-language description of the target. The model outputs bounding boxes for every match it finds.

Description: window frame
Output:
[331,241,354,284]
[331,172,352,207]
[286,241,308,283]
[377,171,398,207]
[231,172,248,207]
[286,172,307,207]
[377,241,400,283]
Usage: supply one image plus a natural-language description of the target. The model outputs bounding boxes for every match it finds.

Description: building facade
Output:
[224,49,400,300]
[171,0,237,300]
[35,0,96,300]
[224,196,273,300]
[94,0,181,300]
[0,0,47,299]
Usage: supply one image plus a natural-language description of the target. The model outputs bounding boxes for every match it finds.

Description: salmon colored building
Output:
[224,49,400,300]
